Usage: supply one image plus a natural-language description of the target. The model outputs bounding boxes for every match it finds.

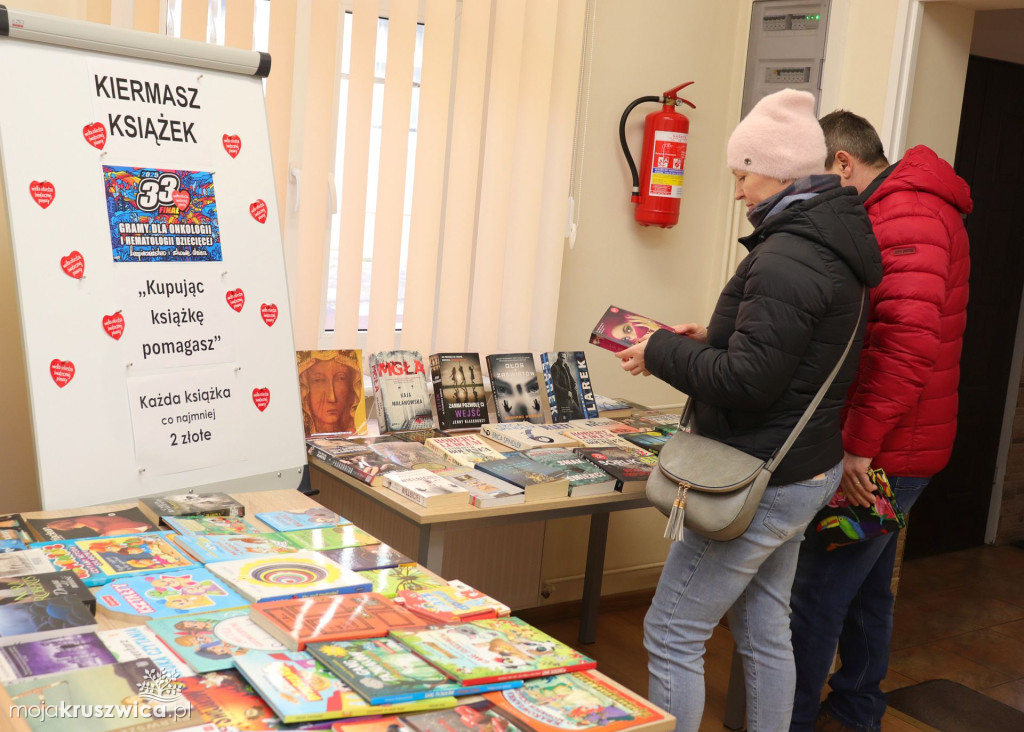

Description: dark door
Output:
[906,55,1024,559]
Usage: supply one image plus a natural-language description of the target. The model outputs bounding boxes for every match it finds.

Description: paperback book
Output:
[392,429,450,444]
[0,571,96,613]
[148,607,286,673]
[397,579,511,624]
[589,305,670,354]
[256,508,351,532]
[479,423,580,451]
[171,532,299,564]
[26,508,156,542]
[34,532,197,586]
[368,350,437,433]
[0,514,33,552]
[441,468,525,508]
[566,417,640,434]
[0,631,116,685]
[389,617,596,685]
[0,597,98,646]
[307,436,374,459]
[474,454,570,501]
[574,447,655,493]
[398,700,525,732]
[282,526,380,552]
[371,442,456,472]
[138,491,245,524]
[249,592,426,650]
[594,393,650,417]
[322,452,404,487]
[382,470,471,510]
[207,551,372,602]
[93,567,248,619]
[620,431,671,454]
[486,353,545,424]
[308,637,522,706]
[424,435,506,467]
[429,353,490,430]
[540,352,599,423]
[561,429,656,459]
[356,565,448,599]
[97,624,193,678]
[179,669,295,731]
[318,543,415,572]
[525,448,617,498]
[163,515,265,536]
[0,549,56,577]
[297,349,369,436]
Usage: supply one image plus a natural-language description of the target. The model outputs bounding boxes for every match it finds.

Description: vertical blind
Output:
[44,0,587,358]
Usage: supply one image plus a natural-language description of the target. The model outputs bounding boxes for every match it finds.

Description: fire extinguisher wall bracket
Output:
[619,82,695,228]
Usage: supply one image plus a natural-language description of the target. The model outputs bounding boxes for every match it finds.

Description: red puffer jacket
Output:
[842,145,972,477]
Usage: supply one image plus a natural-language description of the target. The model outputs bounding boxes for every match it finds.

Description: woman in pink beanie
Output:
[620,89,883,732]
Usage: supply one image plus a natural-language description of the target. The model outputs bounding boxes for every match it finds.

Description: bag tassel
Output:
[664,482,690,541]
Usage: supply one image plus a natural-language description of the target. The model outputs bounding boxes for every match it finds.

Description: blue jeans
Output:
[789,476,930,732]
[645,462,841,732]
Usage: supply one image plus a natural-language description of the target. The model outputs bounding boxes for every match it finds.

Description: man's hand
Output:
[840,451,876,508]
[672,323,708,343]
[619,337,651,376]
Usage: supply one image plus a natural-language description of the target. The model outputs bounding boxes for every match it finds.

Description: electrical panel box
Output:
[741,0,831,118]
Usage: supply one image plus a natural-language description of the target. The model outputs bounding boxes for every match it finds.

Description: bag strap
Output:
[677,287,866,470]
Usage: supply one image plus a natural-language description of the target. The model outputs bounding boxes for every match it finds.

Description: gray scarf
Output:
[747,174,841,228]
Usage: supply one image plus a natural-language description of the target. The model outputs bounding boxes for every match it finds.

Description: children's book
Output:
[0,514,33,552]
[540,352,599,423]
[398,700,526,732]
[370,442,456,472]
[524,448,617,498]
[34,532,197,586]
[0,571,96,614]
[179,668,301,731]
[589,305,670,354]
[620,430,671,454]
[356,565,447,599]
[485,353,545,424]
[318,543,415,572]
[148,607,287,673]
[441,468,525,509]
[429,353,490,431]
[138,491,245,524]
[332,718,411,732]
[474,454,570,501]
[322,452,405,487]
[170,532,299,564]
[207,551,372,602]
[234,650,460,723]
[0,549,56,577]
[479,423,580,451]
[392,429,450,444]
[368,350,437,433]
[389,617,596,685]
[296,349,369,437]
[0,596,98,646]
[307,637,522,706]
[281,526,379,552]
[482,670,667,732]
[3,658,191,730]
[162,515,266,536]
[0,632,115,684]
[573,447,655,493]
[397,580,511,624]
[381,470,471,510]
[250,593,426,651]
[97,624,193,678]
[93,567,248,619]
[26,508,156,542]
[424,435,506,467]
[566,417,640,434]
[256,508,351,532]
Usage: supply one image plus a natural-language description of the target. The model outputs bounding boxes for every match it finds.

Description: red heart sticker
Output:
[171,189,191,211]
[30,181,55,209]
[102,313,125,340]
[226,289,245,312]
[222,134,242,158]
[252,388,271,412]
[249,199,268,224]
[50,359,75,388]
[260,303,278,327]
[82,122,107,150]
[60,251,85,279]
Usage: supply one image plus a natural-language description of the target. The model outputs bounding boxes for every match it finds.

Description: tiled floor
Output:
[523,543,1024,731]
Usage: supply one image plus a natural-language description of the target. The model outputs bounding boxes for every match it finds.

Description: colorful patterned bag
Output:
[812,468,906,551]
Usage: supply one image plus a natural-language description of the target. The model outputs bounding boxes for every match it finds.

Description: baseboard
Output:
[517,587,655,625]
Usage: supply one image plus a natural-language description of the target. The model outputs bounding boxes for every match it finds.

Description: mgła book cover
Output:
[430,353,490,430]
[486,353,544,424]
[541,352,599,423]
[296,349,369,437]
[369,350,437,433]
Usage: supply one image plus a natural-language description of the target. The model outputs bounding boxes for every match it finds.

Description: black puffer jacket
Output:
[645,185,883,485]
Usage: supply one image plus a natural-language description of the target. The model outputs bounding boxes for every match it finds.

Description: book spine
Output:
[368,354,389,433]
[540,352,558,422]
[479,428,524,451]
[394,482,429,508]
[589,333,628,354]
[430,356,449,430]
[576,354,599,419]
[312,448,374,486]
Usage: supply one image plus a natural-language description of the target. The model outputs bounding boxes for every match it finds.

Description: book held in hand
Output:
[486,353,545,424]
[589,305,671,354]
[429,353,490,430]
[369,350,437,433]
[382,470,471,510]
[541,351,599,423]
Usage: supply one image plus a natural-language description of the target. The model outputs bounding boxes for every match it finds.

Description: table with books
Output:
[0,487,675,732]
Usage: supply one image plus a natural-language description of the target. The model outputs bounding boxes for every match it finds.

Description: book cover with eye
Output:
[369,350,438,433]
[429,353,490,430]
[589,305,670,354]
[485,353,545,425]
[540,352,599,423]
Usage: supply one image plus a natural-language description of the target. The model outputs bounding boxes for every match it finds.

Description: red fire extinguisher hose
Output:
[619,96,661,202]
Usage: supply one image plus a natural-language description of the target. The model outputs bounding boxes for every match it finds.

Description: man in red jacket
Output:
[789,111,972,732]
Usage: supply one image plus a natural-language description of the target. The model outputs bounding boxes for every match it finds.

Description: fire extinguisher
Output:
[619,82,696,228]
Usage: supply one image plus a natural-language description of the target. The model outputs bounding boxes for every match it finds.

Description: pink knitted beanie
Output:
[727,89,826,181]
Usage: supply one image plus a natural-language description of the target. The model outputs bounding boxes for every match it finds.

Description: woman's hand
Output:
[673,323,708,343]
[620,337,651,376]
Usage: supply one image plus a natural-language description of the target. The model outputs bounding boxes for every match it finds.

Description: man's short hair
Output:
[819,110,888,169]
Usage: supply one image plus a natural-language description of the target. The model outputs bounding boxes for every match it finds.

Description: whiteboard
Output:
[0,23,306,508]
